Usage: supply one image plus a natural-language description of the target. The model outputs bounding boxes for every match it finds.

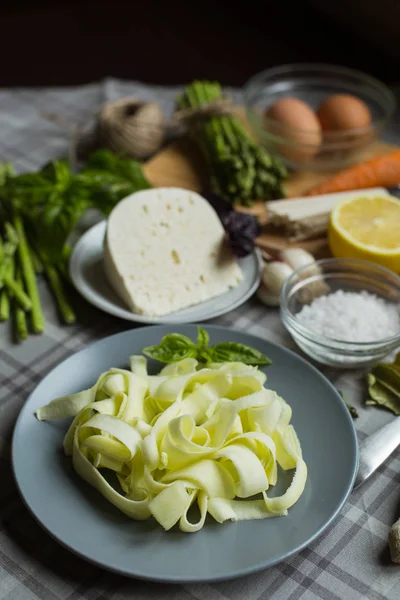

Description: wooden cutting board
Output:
[143,135,399,258]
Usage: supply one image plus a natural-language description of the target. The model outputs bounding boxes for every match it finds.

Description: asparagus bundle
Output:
[0,224,32,312]
[13,215,45,333]
[0,219,73,342]
[0,222,35,342]
[176,81,287,206]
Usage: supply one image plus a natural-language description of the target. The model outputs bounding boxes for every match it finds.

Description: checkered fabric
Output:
[0,79,399,600]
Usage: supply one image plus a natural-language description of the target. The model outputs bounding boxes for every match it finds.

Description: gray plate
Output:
[12,325,358,583]
[69,221,263,324]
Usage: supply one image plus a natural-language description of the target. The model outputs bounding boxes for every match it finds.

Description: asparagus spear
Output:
[0,291,9,321]
[32,251,44,274]
[0,226,16,319]
[0,228,32,312]
[2,271,32,311]
[44,263,76,325]
[13,214,44,333]
[0,255,14,321]
[14,265,28,342]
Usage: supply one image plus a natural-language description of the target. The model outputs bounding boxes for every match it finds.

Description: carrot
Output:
[306,150,400,196]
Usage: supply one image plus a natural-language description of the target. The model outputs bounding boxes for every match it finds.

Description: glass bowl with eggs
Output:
[243,64,395,172]
[280,258,400,368]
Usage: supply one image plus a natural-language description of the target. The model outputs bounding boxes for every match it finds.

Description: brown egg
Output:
[265,98,322,163]
[317,94,372,132]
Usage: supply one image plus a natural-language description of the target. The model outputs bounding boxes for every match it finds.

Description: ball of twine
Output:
[97,97,166,160]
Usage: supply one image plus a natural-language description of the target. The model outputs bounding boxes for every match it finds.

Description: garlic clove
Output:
[280,249,329,303]
[280,248,314,270]
[257,282,280,306]
[280,248,321,281]
[262,261,294,297]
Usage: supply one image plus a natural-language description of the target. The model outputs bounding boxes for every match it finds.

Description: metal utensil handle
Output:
[354,418,400,489]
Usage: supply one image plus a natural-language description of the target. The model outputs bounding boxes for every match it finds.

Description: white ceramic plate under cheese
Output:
[70,221,263,324]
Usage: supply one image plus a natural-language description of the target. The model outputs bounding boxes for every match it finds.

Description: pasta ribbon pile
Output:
[36,357,307,532]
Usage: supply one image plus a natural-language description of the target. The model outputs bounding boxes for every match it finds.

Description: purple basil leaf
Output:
[203,189,260,258]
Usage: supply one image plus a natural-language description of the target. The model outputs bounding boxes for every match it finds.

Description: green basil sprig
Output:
[143,327,271,366]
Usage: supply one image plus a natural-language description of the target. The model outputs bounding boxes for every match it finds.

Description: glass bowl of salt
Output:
[280,258,400,368]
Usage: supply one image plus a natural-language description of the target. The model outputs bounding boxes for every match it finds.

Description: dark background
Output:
[1,0,400,87]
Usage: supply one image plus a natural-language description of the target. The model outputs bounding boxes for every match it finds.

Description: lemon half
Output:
[328,195,400,273]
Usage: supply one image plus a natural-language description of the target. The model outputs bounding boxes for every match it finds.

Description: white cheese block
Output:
[104,188,243,316]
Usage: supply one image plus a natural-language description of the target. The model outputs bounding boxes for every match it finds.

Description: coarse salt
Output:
[296,290,400,342]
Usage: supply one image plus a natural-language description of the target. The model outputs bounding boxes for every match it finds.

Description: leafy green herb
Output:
[197,326,210,349]
[365,355,400,415]
[84,149,151,188]
[76,149,151,215]
[365,374,400,415]
[143,327,272,367]
[195,326,213,362]
[143,333,197,364]
[0,149,151,259]
[208,342,271,366]
[337,390,359,419]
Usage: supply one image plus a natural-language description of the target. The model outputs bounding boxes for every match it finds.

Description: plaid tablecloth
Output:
[0,79,399,600]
